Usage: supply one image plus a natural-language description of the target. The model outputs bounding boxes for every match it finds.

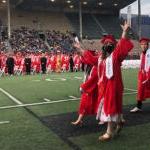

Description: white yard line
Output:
[0,98,80,110]
[33,77,83,82]
[124,88,137,92]
[0,88,23,105]
[0,86,137,111]
[60,78,67,81]
[69,96,78,99]
[0,121,10,125]
[45,78,66,82]
[45,78,56,81]
[32,80,41,82]
[124,92,137,95]
[74,76,82,80]
[43,98,51,102]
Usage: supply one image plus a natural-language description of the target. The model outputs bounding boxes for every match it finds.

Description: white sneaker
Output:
[130,107,142,113]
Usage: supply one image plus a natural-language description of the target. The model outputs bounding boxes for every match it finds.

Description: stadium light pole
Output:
[137,0,141,40]
[79,0,83,41]
[127,6,132,27]
[7,0,11,40]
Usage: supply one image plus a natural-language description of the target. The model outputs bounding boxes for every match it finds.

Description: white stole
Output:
[98,57,102,79]
[145,49,150,72]
[105,54,113,79]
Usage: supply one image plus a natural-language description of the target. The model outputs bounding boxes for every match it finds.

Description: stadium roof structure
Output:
[9,0,136,14]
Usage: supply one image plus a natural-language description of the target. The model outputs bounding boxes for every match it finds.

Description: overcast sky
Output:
[120,0,150,15]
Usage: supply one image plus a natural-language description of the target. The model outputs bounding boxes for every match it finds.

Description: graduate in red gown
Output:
[62,54,69,72]
[0,52,6,76]
[73,53,81,72]
[14,52,23,75]
[71,50,98,125]
[50,53,56,72]
[35,53,41,73]
[74,21,133,141]
[46,55,52,73]
[55,50,62,73]
[130,38,150,112]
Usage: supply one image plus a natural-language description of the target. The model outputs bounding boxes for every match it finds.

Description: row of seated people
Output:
[10,28,48,52]
[46,30,74,51]
[0,27,75,52]
[0,50,83,77]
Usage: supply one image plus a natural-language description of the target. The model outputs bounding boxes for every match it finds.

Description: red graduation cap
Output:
[101,35,117,44]
[139,38,150,44]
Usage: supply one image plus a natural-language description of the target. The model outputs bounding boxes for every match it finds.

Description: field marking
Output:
[69,96,78,99]
[0,86,137,111]
[32,76,83,82]
[124,92,137,95]
[43,98,51,102]
[45,78,56,81]
[60,78,67,81]
[45,78,66,82]
[0,98,80,110]
[124,88,137,92]
[74,76,82,80]
[0,90,137,111]
[0,121,10,125]
[32,80,41,82]
[0,88,23,105]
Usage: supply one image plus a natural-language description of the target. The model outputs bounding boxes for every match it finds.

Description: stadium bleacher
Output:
[66,13,103,39]
[95,14,122,38]
[0,0,144,55]
[3,10,73,32]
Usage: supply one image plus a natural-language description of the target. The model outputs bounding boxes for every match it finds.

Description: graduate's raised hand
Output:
[74,42,81,50]
[121,20,129,32]
[121,21,130,38]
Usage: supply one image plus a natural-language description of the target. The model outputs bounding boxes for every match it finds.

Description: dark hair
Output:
[85,64,92,75]
[72,33,77,37]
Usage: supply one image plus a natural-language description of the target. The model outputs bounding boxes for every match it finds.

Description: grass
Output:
[70,123,150,150]
[0,69,150,150]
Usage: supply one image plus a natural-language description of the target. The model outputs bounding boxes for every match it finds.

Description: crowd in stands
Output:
[46,30,74,51]
[10,28,48,52]
[0,39,8,51]
[0,26,141,77]
[0,27,75,52]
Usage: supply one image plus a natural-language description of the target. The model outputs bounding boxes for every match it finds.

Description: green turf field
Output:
[0,69,150,150]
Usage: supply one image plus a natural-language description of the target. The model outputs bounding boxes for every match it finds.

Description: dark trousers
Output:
[137,101,142,109]
[70,65,73,72]
[81,63,85,72]
[41,65,46,74]
[8,66,14,75]
[26,65,31,75]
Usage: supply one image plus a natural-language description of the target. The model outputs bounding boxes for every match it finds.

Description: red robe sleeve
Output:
[82,50,98,66]
[113,38,133,62]
[0,58,1,68]
[80,66,98,93]
[146,68,150,80]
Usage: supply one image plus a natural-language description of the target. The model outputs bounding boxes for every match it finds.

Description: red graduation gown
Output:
[137,53,150,101]
[78,66,98,115]
[83,38,133,116]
